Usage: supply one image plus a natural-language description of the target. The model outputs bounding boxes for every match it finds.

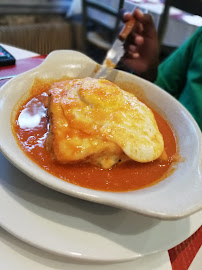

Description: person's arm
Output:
[156,27,202,129]
[154,30,201,98]
[121,8,159,81]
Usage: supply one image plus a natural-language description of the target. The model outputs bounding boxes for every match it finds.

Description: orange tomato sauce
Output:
[12,79,177,192]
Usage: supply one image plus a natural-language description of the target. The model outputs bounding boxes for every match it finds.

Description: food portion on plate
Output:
[12,77,178,192]
[46,77,164,169]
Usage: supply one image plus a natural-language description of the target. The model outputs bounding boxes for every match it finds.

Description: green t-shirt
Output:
[155,27,202,130]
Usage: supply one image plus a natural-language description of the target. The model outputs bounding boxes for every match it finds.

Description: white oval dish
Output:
[0,50,201,220]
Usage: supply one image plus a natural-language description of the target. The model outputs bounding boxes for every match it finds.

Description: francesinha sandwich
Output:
[46,77,164,169]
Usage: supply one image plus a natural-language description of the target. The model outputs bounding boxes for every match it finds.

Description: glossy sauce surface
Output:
[13,79,177,192]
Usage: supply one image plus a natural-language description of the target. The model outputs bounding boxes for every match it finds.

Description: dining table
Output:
[124,0,202,47]
[0,43,202,270]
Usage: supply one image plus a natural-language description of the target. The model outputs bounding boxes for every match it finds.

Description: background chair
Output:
[158,0,202,45]
[81,0,124,63]
[157,0,202,61]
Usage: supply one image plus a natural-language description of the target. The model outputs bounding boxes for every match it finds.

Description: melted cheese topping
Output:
[46,77,164,169]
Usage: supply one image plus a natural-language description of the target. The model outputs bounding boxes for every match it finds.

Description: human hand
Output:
[121,8,159,81]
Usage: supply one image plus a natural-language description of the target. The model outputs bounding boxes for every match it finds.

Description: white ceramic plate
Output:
[0,50,202,220]
[0,152,201,262]
[1,226,173,270]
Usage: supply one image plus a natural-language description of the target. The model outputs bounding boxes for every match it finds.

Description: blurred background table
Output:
[125,0,202,47]
[68,0,202,48]
[1,0,201,64]
[1,43,39,60]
